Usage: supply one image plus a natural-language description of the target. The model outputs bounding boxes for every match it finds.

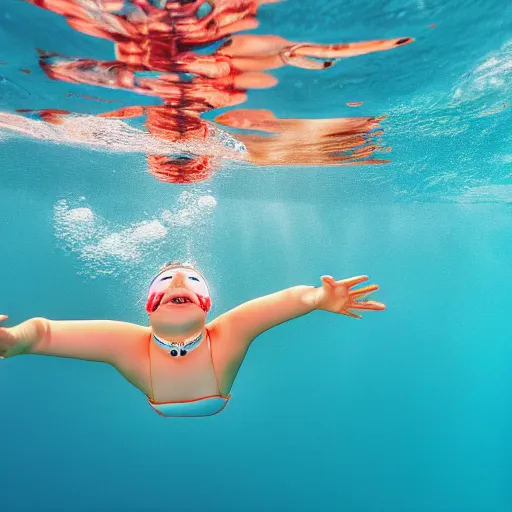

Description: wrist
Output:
[295,285,322,310]
[10,317,48,356]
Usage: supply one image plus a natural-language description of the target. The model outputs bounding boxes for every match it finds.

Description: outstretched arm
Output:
[0,315,149,365]
[210,275,386,347]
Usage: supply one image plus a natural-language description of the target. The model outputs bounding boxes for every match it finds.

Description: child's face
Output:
[146,267,210,336]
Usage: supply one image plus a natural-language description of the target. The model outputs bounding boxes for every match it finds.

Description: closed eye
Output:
[160,276,172,281]
[188,276,200,282]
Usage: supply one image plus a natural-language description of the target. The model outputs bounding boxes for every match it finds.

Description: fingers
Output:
[349,284,378,297]
[349,300,386,311]
[320,275,337,287]
[340,275,369,288]
[291,38,414,60]
[342,310,362,319]
[0,315,8,322]
[321,275,386,318]
[322,275,370,288]
[340,298,386,319]
[341,303,385,320]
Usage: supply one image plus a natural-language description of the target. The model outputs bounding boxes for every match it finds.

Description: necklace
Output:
[152,331,204,357]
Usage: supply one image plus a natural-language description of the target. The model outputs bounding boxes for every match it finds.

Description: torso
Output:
[147,332,220,402]
[113,323,249,402]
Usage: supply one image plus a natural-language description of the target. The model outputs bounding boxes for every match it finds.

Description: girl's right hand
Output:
[0,315,16,359]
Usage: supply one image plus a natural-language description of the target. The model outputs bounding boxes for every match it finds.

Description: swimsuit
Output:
[146,331,230,417]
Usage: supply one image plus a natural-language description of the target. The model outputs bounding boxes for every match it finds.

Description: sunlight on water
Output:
[454,40,512,103]
[446,184,512,204]
[390,39,510,138]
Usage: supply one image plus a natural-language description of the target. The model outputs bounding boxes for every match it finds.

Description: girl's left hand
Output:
[314,275,386,319]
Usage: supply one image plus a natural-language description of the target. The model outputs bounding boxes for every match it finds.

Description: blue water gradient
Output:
[1,0,512,511]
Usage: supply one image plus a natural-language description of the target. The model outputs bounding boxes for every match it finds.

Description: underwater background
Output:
[1,0,512,510]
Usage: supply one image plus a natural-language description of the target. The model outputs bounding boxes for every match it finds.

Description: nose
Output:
[169,271,187,288]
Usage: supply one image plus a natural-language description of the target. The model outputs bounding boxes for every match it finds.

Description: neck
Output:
[152,329,206,357]
[152,328,205,348]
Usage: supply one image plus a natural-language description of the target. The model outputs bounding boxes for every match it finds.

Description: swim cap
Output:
[146,266,211,314]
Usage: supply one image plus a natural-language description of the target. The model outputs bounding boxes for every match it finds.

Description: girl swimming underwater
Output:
[0,262,385,417]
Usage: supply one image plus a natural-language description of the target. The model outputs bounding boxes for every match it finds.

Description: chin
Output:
[150,305,206,333]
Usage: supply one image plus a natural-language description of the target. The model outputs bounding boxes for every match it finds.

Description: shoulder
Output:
[115,322,152,349]
[206,314,254,350]
[206,318,246,351]
[109,322,152,370]
[206,315,257,365]
[206,320,252,395]
[91,321,152,358]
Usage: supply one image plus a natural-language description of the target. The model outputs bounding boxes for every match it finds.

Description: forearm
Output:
[278,285,321,319]
[214,285,321,343]
[235,284,319,321]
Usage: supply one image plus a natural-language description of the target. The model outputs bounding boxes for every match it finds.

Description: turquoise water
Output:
[1,1,512,511]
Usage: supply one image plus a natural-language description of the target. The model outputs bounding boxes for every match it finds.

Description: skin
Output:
[214,110,390,166]
[0,267,385,405]
[29,0,413,93]
[18,1,412,184]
